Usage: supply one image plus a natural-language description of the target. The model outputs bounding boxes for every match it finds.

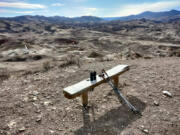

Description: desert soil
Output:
[0,57,179,135]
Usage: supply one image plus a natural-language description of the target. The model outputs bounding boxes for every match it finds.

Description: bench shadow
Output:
[74,96,146,135]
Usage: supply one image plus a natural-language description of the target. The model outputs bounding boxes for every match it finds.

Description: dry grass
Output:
[59,54,81,68]
[88,51,103,58]
[0,68,10,83]
[42,61,51,71]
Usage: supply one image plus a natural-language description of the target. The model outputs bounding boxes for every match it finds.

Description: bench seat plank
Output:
[63,65,129,97]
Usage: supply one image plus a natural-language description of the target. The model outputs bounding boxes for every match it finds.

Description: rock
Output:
[153,100,159,106]
[32,91,39,96]
[36,115,42,122]
[139,125,149,134]
[23,80,29,84]
[23,96,29,102]
[35,109,41,113]
[142,129,149,134]
[140,125,145,129]
[7,120,16,129]
[49,130,55,134]
[18,126,26,132]
[163,91,172,97]
[44,101,52,106]
[50,106,57,110]
[65,107,71,111]
[33,96,38,101]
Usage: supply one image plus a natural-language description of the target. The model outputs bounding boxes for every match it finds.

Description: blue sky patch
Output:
[0,0,180,17]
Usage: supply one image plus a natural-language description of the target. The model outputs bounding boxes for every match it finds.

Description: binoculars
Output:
[90,71,96,81]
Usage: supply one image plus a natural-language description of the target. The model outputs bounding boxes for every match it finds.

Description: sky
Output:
[0,0,180,17]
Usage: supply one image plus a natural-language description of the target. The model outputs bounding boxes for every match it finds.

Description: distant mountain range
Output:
[0,15,103,23]
[0,9,180,23]
[104,10,180,21]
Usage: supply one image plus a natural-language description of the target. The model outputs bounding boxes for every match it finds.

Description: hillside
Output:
[0,10,180,135]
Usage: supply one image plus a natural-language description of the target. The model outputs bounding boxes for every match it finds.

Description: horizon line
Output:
[0,9,179,18]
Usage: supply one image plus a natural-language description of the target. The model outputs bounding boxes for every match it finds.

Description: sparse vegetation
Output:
[0,11,180,135]
[0,68,10,83]
[42,61,51,71]
[60,54,81,68]
[88,51,103,58]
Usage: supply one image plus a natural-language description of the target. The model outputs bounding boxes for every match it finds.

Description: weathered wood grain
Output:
[63,65,129,99]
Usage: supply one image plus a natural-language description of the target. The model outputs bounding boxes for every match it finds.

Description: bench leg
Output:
[82,91,88,107]
[113,76,119,88]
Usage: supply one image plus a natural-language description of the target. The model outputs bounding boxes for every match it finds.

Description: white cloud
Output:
[0,9,34,14]
[57,7,98,17]
[69,0,87,2]
[69,7,97,17]
[0,2,46,9]
[0,0,20,2]
[51,3,64,7]
[111,0,180,17]
[0,9,10,13]
[83,7,97,16]
[15,11,34,14]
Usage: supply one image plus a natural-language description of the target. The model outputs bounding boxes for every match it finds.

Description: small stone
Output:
[65,107,70,111]
[140,125,145,129]
[163,91,172,97]
[46,96,51,99]
[35,109,41,113]
[8,120,16,129]
[23,96,29,102]
[50,106,57,110]
[142,129,149,134]
[32,91,39,96]
[44,101,52,106]
[36,115,42,122]
[23,80,29,84]
[49,130,55,133]
[19,127,26,132]
[153,101,159,106]
[33,96,38,101]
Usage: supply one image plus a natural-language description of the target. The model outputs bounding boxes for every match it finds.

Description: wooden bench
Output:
[63,65,129,106]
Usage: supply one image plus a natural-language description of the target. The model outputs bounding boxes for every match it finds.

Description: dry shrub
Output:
[60,54,81,68]
[99,54,117,62]
[88,51,103,58]
[54,38,79,44]
[0,68,10,82]
[4,56,27,62]
[42,61,51,71]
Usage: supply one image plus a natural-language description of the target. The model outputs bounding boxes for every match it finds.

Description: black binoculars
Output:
[90,71,96,81]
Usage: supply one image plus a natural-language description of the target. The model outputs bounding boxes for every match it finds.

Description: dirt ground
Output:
[0,57,179,135]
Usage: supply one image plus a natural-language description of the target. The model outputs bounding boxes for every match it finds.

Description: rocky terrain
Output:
[0,14,180,135]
